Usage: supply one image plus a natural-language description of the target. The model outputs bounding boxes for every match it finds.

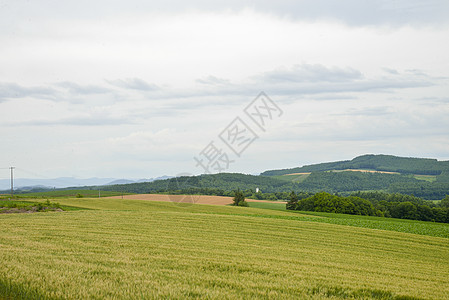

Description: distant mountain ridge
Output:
[261,154,449,176]
[0,176,172,191]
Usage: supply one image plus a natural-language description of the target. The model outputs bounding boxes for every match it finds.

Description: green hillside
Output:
[258,154,449,200]
[1,197,448,299]
[296,171,420,193]
[261,154,449,176]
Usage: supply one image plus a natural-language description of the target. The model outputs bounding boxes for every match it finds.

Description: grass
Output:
[296,211,449,239]
[272,174,310,182]
[1,197,449,299]
[10,189,131,199]
[248,201,449,238]
[248,201,287,211]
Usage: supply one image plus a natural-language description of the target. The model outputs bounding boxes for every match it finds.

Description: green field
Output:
[272,173,310,183]
[1,198,449,299]
[413,175,437,182]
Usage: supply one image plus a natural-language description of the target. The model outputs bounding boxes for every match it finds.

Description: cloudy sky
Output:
[1,0,449,181]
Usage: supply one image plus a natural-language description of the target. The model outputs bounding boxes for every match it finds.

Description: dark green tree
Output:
[286,191,299,210]
[233,189,247,206]
[440,195,449,208]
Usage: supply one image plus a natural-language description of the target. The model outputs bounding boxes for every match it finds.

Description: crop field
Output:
[1,198,449,299]
[412,175,437,182]
[274,173,311,182]
[330,169,400,175]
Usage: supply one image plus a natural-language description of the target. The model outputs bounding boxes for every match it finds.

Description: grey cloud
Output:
[149,65,436,110]
[305,94,358,101]
[0,82,57,101]
[276,78,433,95]
[0,65,439,113]
[56,82,110,95]
[335,107,392,116]
[406,69,429,76]
[416,97,449,103]
[2,0,447,28]
[250,65,436,98]
[0,81,114,104]
[255,64,363,83]
[106,78,160,91]
[5,116,135,127]
[251,0,449,26]
[196,75,230,86]
[383,68,399,75]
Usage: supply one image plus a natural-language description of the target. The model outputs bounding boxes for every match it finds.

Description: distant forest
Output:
[261,154,449,176]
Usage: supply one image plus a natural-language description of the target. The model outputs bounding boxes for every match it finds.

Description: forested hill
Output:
[95,170,448,200]
[261,154,449,176]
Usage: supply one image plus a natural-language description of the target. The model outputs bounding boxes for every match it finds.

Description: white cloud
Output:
[1,2,449,179]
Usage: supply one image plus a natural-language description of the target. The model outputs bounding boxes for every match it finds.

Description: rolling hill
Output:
[261,154,449,176]
[259,154,449,199]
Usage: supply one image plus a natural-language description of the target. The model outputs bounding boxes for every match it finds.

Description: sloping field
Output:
[106,193,286,205]
[285,172,312,175]
[1,198,449,299]
[332,169,400,174]
[285,169,399,176]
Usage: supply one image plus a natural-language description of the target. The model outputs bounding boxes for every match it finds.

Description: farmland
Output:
[1,197,449,299]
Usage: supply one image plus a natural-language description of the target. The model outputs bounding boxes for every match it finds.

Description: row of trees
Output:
[287,192,381,216]
[287,192,449,223]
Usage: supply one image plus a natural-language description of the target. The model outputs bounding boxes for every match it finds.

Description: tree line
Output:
[287,191,449,223]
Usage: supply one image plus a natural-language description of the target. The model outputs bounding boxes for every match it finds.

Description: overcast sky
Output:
[1,0,449,180]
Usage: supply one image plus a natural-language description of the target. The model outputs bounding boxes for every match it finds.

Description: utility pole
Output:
[10,166,15,198]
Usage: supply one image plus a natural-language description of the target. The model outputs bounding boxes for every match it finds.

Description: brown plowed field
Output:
[106,194,286,206]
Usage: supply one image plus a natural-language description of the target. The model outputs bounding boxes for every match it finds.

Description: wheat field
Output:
[1,198,448,299]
